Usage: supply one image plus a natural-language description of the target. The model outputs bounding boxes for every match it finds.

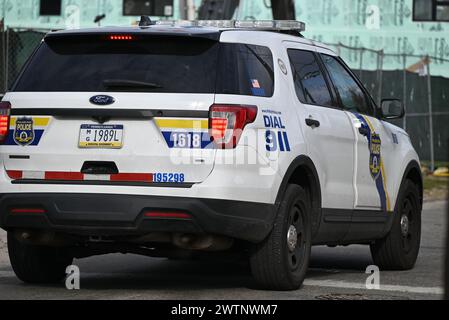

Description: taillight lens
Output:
[209,104,257,149]
[0,101,11,144]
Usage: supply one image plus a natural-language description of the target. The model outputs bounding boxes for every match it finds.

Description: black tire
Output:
[7,232,73,284]
[370,179,421,270]
[250,184,312,290]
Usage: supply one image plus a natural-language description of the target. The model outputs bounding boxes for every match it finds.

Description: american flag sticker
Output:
[251,79,260,88]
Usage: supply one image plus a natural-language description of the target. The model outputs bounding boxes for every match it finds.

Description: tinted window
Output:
[321,54,372,115]
[217,43,274,97]
[14,37,219,93]
[14,38,274,97]
[40,0,62,16]
[287,49,334,107]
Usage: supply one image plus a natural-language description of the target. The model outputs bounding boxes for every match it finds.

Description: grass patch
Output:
[423,175,448,201]
[423,176,449,190]
[421,160,449,169]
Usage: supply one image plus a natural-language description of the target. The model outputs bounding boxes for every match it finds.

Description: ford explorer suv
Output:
[0,19,422,290]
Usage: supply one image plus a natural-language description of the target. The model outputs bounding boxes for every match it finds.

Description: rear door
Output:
[285,43,356,210]
[319,54,393,212]
[2,34,219,184]
[284,42,356,242]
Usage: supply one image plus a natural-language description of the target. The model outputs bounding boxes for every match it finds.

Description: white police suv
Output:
[0,19,422,290]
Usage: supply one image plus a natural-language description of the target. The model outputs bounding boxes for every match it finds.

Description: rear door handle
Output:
[305,118,320,128]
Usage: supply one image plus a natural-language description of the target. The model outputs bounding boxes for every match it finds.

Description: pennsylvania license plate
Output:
[78,124,124,148]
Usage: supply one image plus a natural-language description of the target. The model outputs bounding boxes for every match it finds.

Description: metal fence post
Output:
[4,28,8,92]
[1,30,4,94]
[377,50,384,106]
[402,54,407,130]
[426,56,435,172]
[359,48,364,79]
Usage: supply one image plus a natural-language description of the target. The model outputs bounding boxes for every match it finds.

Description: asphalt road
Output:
[0,201,446,300]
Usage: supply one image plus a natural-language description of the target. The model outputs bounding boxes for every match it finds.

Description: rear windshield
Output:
[13,36,274,97]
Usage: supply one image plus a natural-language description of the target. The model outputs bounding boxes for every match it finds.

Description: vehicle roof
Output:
[45,25,335,53]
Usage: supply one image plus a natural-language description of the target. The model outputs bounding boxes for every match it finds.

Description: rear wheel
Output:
[370,179,421,270]
[7,232,73,284]
[250,184,312,290]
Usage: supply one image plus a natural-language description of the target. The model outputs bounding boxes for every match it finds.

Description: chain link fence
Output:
[0,29,447,168]
[0,29,47,94]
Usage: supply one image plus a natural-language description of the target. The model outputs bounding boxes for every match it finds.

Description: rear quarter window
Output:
[216,43,274,97]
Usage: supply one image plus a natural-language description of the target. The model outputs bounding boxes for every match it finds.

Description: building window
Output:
[413,0,449,21]
[40,0,62,16]
[123,0,174,17]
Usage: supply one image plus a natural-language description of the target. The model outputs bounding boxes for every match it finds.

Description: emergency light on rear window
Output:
[109,35,134,41]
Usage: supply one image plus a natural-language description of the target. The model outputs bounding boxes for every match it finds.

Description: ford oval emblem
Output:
[89,95,115,106]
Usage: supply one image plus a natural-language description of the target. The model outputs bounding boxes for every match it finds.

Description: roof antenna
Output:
[139,15,154,27]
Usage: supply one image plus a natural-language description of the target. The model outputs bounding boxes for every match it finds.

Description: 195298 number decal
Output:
[153,173,185,183]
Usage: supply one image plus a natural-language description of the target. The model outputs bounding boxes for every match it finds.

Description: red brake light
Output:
[0,101,11,144]
[109,35,134,41]
[209,104,257,149]
[144,211,191,219]
[10,208,46,214]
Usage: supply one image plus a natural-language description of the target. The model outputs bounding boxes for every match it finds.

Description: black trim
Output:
[275,155,322,237]
[10,108,209,119]
[8,155,30,159]
[313,51,341,109]
[313,208,392,245]
[44,28,221,41]
[11,179,194,188]
[396,160,423,209]
[322,209,351,223]
[0,193,276,242]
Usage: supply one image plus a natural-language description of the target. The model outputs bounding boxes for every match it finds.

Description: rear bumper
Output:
[0,193,276,242]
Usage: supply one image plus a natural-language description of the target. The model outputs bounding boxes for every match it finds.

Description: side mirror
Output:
[381,99,404,120]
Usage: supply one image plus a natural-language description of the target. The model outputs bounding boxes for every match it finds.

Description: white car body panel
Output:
[0,28,420,213]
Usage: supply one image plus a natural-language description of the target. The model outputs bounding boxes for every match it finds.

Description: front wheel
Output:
[8,232,73,284]
[250,184,312,290]
[370,179,421,270]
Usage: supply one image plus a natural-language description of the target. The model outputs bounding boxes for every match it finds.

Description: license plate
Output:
[78,124,123,148]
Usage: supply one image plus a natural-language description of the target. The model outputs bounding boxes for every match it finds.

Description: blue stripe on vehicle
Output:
[353,112,388,212]
[3,129,45,146]
[161,131,213,149]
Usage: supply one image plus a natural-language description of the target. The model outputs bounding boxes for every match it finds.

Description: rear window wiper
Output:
[102,79,163,90]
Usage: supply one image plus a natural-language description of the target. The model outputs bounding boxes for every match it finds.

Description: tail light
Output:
[209,104,257,149]
[0,101,11,144]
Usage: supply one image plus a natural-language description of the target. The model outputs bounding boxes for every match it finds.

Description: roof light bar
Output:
[154,20,306,32]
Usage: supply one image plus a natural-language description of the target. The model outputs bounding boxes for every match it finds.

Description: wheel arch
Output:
[395,160,423,212]
[275,155,322,236]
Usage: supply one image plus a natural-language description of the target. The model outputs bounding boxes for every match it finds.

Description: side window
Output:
[321,54,373,115]
[287,49,334,107]
[217,43,274,97]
